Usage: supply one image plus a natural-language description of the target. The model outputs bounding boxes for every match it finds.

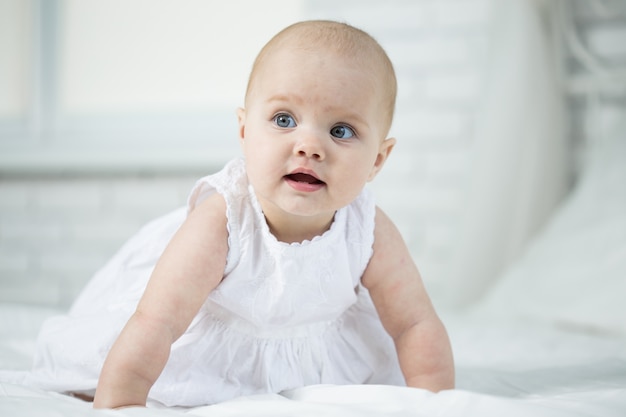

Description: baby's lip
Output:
[284,169,325,185]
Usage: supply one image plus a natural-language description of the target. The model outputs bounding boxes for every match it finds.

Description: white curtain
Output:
[443,0,570,308]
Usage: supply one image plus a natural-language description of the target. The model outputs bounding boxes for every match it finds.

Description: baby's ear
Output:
[368,137,396,181]
[236,108,246,141]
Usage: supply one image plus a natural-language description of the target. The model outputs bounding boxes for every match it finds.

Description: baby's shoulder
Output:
[191,192,227,215]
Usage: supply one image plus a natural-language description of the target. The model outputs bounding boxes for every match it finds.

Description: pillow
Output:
[473,125,626,335]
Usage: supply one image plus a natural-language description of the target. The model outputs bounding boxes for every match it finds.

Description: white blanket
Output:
[1,304,625,416]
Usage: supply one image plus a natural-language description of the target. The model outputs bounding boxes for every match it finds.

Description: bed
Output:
[1,131,625,416]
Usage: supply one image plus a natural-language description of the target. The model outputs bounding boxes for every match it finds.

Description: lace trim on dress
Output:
[246,183,347,248]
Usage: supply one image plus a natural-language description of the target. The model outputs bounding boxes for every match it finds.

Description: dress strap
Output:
[344,187,377,287]
[187,158,248,275]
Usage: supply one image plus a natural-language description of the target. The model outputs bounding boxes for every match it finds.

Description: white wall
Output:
[59,0,302,113]
[0,0,31,117]
[567,0,626,173]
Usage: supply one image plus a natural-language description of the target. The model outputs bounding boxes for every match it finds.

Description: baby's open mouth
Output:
[285,173,325,185]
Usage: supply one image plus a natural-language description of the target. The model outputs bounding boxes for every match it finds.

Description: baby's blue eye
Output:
[274,114,296,128]
[330,125,355,139]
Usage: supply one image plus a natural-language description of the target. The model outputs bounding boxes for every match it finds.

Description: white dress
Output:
[26,158,404,406]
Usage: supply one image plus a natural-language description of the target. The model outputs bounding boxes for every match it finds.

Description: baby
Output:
[29,20,454,408]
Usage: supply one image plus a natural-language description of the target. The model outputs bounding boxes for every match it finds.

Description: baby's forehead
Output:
[251,46,390,105]
[255,37,392,88]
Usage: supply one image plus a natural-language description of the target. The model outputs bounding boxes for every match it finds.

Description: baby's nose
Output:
[294,130,325,160]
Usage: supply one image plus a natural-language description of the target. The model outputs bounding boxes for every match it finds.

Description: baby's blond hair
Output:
[245,20,397,136]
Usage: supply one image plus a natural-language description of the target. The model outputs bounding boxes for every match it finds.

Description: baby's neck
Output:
[264,212,335,244]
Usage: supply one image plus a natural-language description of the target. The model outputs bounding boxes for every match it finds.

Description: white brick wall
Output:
[567,1,626,173]
[1,0,625,309]
[0,175,199,306]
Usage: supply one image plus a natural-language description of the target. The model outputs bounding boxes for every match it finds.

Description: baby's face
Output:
[238,46,393,227]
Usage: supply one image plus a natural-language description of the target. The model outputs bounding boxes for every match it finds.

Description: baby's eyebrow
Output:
[330,109,369,129]
[267,93,305,105]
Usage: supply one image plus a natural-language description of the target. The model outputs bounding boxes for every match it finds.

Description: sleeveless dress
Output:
[25,158,404,406]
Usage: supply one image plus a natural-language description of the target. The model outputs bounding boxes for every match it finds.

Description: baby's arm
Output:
[93,194,229,408]
[362,207,454,392]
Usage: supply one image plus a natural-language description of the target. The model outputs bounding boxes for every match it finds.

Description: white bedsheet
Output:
[1,303,625,417]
